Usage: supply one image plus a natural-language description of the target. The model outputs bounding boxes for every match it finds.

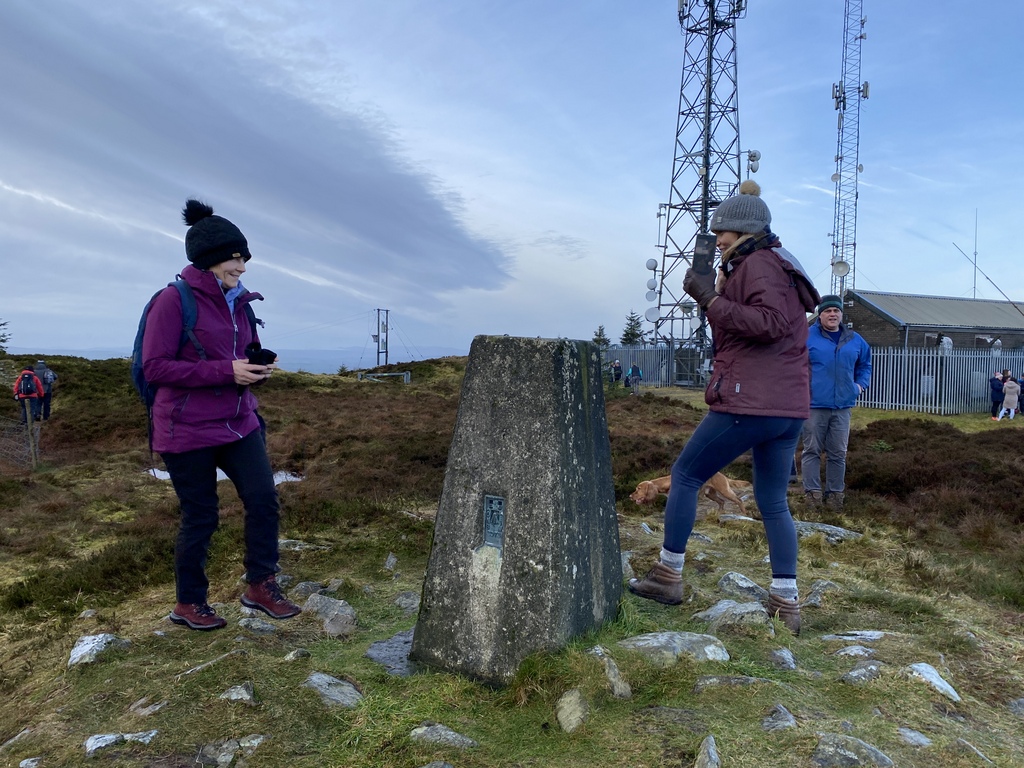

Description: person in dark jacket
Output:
[801,296,872,509]
[34,360,58,421]
[989,371,1005,419]
[627,362,643,395]
[627,180,820,634]
[142,199,300,631]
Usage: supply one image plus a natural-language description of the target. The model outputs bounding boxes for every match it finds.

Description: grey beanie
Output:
[710,179,772,234]
[182,199,251,270]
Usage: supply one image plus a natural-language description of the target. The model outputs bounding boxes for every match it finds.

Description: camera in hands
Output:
[245,342,277,366]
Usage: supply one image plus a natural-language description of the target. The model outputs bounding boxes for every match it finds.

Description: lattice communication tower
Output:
[648,0,746,366]
[829,1,868,295]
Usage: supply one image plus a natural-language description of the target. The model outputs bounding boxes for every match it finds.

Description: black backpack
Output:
[16,372,37,397]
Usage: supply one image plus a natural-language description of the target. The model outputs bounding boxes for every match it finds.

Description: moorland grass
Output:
[0,356,1023,766]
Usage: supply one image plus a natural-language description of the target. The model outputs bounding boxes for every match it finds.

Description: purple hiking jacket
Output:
[141,265,264,453]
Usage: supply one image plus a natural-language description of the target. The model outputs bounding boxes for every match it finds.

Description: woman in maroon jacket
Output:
[628,181,820,634]
[142,199,300,631]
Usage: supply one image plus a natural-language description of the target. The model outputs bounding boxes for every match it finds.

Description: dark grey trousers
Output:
[800,407,852,495]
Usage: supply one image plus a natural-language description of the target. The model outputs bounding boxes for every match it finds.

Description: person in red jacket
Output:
[12,366,45,424]
[628,181,820,635]
[142,199,300,631]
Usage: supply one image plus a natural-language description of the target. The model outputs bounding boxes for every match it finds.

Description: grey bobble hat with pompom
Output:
[710,179,772,234]
[182,199,251,270]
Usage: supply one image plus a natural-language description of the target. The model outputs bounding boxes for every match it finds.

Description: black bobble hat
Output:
[182,199,251,270]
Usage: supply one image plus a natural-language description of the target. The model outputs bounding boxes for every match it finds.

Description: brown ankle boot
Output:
[627,562,683,605]
[766,593,801,635]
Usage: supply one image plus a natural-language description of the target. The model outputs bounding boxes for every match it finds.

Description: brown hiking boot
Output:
[241,576,301,619]
[803,490,822,504]
[766,593,801,635]
[826,492,845,510]
[627,562,683,605]
[169,602,227,631]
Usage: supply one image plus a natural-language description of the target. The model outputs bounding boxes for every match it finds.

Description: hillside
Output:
[0,355,1022,767]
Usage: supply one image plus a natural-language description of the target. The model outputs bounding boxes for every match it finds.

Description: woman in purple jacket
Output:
[142,199,300,630]
[628,181,820,634]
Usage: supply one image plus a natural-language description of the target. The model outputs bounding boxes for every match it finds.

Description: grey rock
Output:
[897,727,932,747]
[324,578,346,592]
[821,630,888,643]
[198,735,267,767]
[693,675,775,693]
[238,617,276,634]
[811,732,894,767]
[555,688,588,732]
[366,629,419,677]
[1009,697,1024,717]
[719,514,758,523]
[305,593,358,638]
[124,730,158,745]
[618,631,730,667]
[902,662,961,702]
[409,723,478,749]
[19,759,42,768]
[284,648,311,661]
[769,648,797,670]
[690,531,713,543]
[620,551,635,581]
[1,728,32,751]
[77,609,98,620]
[419,763,455,768]
[219,681,258,706]
[793,520,863,544]
[68,633,131,668]
[834,645,875,658]
[694,734,721,768]
[290,581,326,599]
[83,734,123,757]
[384,552,398,571]
[692,599,739,623]
[128,695,168,717]
[589,645,632,699]
[763,703,797,731]
[278,538,329,551]
[717,572,769,601]
[802,579,841,607]
[955,738,994,764]
[840,660,884,685]
[302,672,363,708]
[708,602,774,637]
[394,591,420,613]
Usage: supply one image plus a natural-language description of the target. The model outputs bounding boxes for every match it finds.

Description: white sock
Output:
[770,578,798,601]
[660,548,685,573]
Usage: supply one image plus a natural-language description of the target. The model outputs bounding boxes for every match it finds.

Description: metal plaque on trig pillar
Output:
[482,495,506,550]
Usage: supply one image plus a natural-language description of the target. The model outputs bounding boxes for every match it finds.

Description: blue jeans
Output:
[161,429,280,604]
[663,411,804,579]
[801,408,852,495]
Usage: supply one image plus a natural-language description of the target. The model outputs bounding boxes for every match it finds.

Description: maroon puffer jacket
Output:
[703,248,819,419]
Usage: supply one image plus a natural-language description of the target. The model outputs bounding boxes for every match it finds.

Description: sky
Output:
[1,0,1021,369]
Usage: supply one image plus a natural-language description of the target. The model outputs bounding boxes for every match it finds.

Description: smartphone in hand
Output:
[692,233,717,275]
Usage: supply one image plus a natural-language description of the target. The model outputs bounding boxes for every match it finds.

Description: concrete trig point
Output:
[410,335,622,685]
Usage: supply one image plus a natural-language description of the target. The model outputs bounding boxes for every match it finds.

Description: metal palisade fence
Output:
[861,347,1024,416]
[604,344,1022,416]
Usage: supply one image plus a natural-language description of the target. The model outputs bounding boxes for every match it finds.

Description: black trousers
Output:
[161,429,280,604]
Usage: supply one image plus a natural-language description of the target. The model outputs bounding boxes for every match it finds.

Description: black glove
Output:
[683,267,718,309]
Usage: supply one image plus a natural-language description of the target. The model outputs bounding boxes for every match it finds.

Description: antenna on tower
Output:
[829,2,868,296]
[647,0,747,384]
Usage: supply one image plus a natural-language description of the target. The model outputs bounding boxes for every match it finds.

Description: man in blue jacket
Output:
[801,295,872,509]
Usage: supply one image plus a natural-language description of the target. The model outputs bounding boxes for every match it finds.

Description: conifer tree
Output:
[620,311,644,346]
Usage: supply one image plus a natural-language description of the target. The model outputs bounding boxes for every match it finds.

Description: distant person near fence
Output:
[12,366,44,424]
[627,362,643,395]
[34,360,58,421]
[998,374,1020,421]
[801,295,872,510]
[989,371,1005,420]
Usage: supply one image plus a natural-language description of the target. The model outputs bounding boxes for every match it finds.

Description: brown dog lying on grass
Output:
[629,472,749,515]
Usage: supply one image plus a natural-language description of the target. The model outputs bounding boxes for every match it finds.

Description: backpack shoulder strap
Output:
[171,279,206,360]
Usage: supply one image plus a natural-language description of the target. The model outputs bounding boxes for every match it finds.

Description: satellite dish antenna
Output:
[831,172,841,183]
[832,260,850,277]
[646,258,659,271]
[680,301,695,315]
[644,307,660,322]
[645,290,658,302]
[646,278,658,290]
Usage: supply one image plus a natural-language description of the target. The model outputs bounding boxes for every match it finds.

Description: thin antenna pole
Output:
[973,209,978,299]
[952,242,1024,320]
